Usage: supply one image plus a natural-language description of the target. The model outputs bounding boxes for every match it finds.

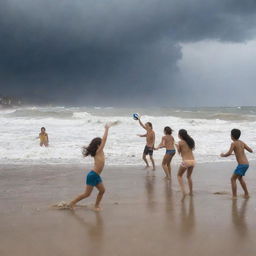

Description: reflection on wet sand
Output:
[179,197,196,237]
[231,199,249,239]
[67,211,104,256]
[145,175,156,210]
[164,180,175,217]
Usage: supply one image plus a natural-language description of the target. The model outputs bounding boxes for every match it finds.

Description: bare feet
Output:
[94,206,102,212]
[232,196,238,200]
[181,190,187,197]
[68,203,75,209]
[244,194,250,199]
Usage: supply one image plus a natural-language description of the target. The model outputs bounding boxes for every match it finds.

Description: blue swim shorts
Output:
[234,164,249,176]
[166,149,176,155]
[86,170,102,186]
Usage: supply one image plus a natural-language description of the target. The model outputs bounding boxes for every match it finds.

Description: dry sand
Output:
[1,161,256,256]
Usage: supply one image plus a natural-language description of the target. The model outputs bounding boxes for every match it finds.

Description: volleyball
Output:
[133,113,140,120]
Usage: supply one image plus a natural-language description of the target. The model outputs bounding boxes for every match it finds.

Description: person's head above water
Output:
[164,126,173,135]
[83,137,102,157]
[145,122,153,130]
[178,129,195,150]
[41,127,46,133]
[231,128,241,141]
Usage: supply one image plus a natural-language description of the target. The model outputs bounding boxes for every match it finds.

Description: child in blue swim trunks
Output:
[69,123,113,211]
[221,129,253,199]
[156,126,176,179]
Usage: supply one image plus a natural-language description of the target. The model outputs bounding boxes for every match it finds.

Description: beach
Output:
[1,161,256,256]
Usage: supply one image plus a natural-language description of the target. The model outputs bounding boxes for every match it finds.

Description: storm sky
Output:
[1,0,256,106]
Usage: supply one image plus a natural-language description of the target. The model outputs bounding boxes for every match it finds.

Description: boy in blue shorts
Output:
[220,129,253,199]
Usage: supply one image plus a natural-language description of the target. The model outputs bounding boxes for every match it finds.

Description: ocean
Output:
[1,106,256,165]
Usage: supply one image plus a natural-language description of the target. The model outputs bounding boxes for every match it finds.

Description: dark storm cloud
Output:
[0,0,256,105]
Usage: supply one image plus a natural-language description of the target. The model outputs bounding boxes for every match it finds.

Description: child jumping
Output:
[137,117,155,170]
[68,123,113,211]
[156,126,176,179]
[176,129,195,197]
[220,129,253,199]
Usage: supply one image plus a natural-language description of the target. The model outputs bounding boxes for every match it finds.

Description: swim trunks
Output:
[181,160,196,168]
[143,145,154,156]
[166,149,176,155]
[86,170,102,186]
[234,164,249,176]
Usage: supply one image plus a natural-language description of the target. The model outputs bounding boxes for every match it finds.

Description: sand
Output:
[1,161,256,256]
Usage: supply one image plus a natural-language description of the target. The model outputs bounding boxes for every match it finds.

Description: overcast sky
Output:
[1,0,256,106]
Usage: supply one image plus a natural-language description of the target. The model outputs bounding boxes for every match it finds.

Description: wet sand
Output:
[1,161,256,256]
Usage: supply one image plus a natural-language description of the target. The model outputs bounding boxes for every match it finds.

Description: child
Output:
[137,117,155,170]
[68,123,112,211]
[38,127,49,147]
[220,129,253,199]
[176,129,195,196]
[155,126,176,179]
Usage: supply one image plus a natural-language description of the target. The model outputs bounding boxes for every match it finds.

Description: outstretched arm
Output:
[156,136,165,150]
[244,143,253,153]
[137,133,147,137]
[97,124,110,152]
[220,143,234,157]
[176,141,181,154]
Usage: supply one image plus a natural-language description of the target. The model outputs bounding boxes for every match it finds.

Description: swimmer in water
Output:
[38,127,49,147]
[155,126,176,180]
[176,129,195,197]
[68,123,113,211]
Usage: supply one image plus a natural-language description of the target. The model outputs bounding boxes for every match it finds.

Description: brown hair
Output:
[82,137,102,157]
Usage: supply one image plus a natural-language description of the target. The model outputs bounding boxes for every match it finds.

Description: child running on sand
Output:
[137,117,155,170]
[38,127,49,147]
[176,129,195,197]
[155,127,176,179]
[220,129,253,199]
[68,123,113,211]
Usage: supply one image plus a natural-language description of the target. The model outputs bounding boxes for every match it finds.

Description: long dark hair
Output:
[82,137,102,157]
[179,129,195,150]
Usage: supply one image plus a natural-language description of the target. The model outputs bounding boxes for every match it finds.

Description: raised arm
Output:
[220,143,234,157]
[97,124,110,152]
[137,133,147,137]
[138,118,147,130]
[244,143,253,153]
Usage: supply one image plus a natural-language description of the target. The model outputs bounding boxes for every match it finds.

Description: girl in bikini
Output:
[38,127,49,147]
[176,129,195,196]
[68,123,113,211]
[156,127,176,180]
